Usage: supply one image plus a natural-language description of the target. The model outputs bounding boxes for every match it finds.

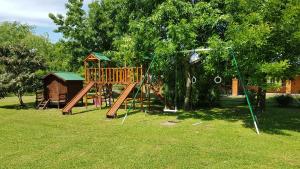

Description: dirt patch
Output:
[160,120,180,126]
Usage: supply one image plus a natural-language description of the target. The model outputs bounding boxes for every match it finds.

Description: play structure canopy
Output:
[85,52,110,62]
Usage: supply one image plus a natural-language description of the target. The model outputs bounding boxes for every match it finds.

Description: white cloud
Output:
[0,0,94,27]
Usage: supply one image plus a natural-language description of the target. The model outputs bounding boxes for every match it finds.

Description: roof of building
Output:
[92,52,110,61]
[44,72,84,81]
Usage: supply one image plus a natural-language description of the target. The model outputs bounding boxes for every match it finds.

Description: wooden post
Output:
[94,68,97,81]
[102,68,104,83]
[84,61,87,82]
[98,84,102,109]
[148,84,151,111]
[57,84,60,109]
[113,68,115,83]
[232,78,239,96]
[132,68,134,83]
[141,84,144,111]
[98,60,101,83]
[106,68,108,83]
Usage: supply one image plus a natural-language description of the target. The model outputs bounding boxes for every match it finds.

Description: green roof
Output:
[92,52,110,61]
[53,72,84,81]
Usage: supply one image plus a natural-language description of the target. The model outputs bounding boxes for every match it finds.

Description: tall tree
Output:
[49,0,300,111]
[0,45,45,106]
[209,0,300,112]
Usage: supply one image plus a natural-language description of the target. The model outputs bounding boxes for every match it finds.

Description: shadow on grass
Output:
[0,101,36,110]
[145,97,300,136]
[1,96,299,135]
[257,107,300,135]
[117,110,141,118]
[71,107,102,115]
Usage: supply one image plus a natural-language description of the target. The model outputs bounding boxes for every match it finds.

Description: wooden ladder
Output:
[37,99,50,110]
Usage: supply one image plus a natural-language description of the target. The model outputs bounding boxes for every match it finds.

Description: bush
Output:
[275,95,293,107]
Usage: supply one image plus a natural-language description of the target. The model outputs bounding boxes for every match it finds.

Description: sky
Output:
[0,0,94,43]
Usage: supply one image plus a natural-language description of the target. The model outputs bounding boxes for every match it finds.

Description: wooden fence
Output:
[86,66,143,84]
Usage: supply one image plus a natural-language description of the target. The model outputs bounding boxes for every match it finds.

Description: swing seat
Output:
[163,106,178,113]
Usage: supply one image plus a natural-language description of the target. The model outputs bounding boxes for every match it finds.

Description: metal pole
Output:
[229,48,260,134]
[122,55,157,124]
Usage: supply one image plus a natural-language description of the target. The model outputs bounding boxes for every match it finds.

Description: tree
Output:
[0,22,69,72]
[222,0,300,112]
[49,0,300,112]
[49,0,230,110]
[0,45,45,106]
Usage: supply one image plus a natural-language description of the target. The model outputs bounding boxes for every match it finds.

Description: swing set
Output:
[122,47,260,135]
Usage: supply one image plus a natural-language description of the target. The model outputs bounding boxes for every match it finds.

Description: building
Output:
[232,76,300,96]
[37,72,84,109]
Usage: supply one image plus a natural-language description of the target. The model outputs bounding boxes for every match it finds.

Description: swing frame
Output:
[122,47,260,135]
[185,47,260,134]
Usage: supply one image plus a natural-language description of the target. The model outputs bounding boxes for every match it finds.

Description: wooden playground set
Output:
[36,52,166,118]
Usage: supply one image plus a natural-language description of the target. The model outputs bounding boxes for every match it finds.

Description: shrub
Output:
[275,95,293,107]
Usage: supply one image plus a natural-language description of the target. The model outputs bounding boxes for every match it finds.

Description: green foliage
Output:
[260,60,290,78]
[0,22,33,46]
[49,0,300,109]
[0,45,45,106]
[0,22,70,72]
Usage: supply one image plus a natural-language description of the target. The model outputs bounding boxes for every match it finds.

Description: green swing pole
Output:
[122,55,157,125]
[229,48,260,134]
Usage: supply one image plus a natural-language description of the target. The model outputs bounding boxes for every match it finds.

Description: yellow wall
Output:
[232,78,238,96]
[232,76,300,95]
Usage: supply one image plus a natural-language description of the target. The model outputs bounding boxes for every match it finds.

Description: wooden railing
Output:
[86,66,143,84]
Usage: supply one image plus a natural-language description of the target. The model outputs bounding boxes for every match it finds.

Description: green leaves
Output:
[260,60,290,78]
[0,44,46,105]
[47,0,300,108]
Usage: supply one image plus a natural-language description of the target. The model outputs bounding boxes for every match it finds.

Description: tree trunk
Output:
[256,87,266,113]
[184,69,192,111]
[17,90,25,107]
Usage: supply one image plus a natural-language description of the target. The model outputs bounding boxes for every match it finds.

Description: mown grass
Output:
[0,96,299,169]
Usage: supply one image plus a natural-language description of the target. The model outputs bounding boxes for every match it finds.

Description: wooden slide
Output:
[106,83,136,118]
[62,81,95,114]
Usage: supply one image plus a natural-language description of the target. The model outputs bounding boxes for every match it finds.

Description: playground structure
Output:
[58,49,260,134]
[120,48,260,134]
[62,52,146,117]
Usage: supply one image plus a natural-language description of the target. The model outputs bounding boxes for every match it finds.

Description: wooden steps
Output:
[62,81,95,114]
[36,99,50,109]
[106,83,136,118]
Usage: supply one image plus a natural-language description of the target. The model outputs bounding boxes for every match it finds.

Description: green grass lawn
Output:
[0,96,299,169]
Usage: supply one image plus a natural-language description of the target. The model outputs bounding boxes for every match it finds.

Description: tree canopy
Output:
[48,0,300,111]
[2,0,297,109]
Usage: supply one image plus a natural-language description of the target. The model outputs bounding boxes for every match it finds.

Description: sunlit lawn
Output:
[0,96,299,169]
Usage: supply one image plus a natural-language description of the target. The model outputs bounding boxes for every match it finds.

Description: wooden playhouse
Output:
[36,72,84,109]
